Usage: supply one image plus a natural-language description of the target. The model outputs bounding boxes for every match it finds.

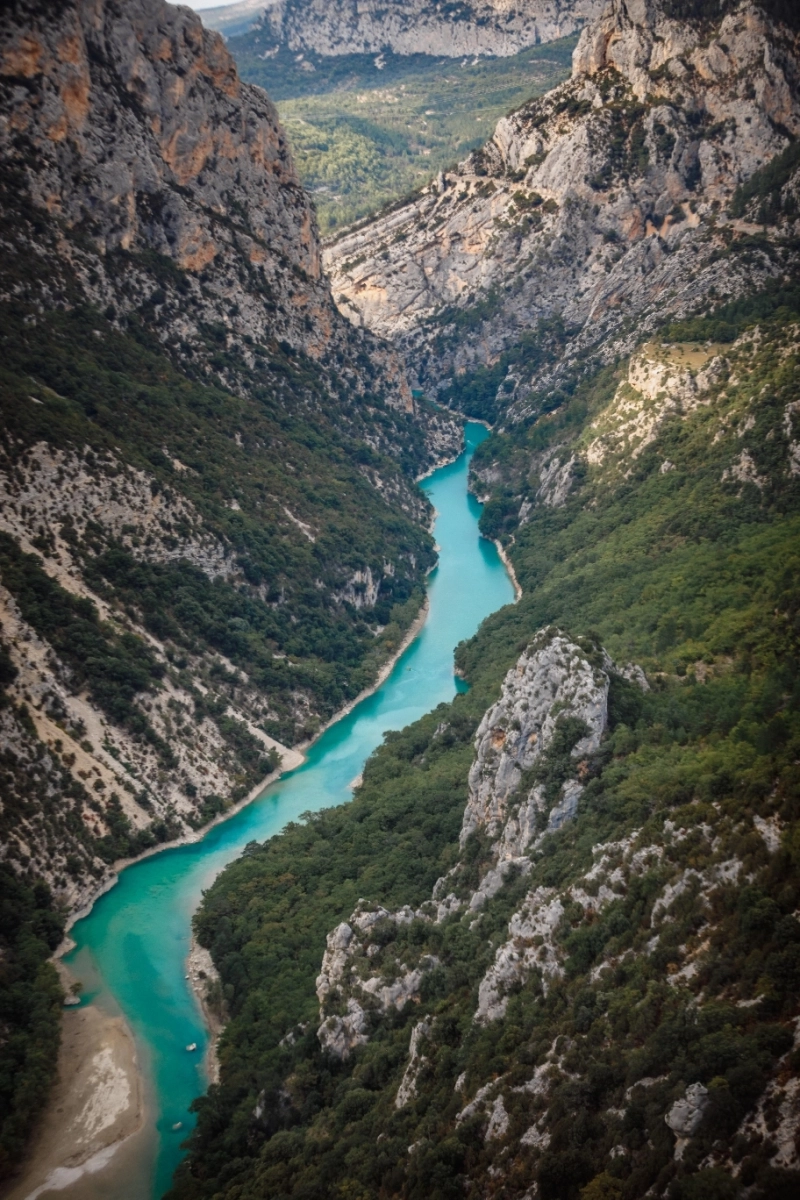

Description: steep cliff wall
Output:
[207,0,604,57]
[0,0,458,911]
[0,0,429,407]
[325,0,800,404]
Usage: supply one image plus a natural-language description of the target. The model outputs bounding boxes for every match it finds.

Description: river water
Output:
[64,421,514,1198]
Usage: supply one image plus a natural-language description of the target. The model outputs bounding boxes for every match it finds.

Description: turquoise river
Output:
[64,421,515,1198]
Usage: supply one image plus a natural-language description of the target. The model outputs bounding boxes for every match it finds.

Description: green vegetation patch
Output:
[228,41,575,231]
[728,139,800,227]
[0,532,165,742]
[0,868,64,1179]
[0,301,434,742]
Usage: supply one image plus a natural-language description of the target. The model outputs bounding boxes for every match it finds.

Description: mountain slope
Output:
[166,3,800,1199]
[325,0,800,406]
[0,0,462,1175]
[0,0,462,912]
[170,291,800,1200]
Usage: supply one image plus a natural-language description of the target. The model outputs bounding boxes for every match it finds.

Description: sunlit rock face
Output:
[325,0,800,397]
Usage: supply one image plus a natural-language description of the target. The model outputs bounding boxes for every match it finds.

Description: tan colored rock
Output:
[325,1,800,398]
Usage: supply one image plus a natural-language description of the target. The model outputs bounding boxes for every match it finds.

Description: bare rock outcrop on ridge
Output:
[314,628,626,1058]
[461,628,609,844]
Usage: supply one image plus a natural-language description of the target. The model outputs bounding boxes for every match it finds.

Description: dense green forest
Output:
[168,295,800,1199]
[0,868,64,1177]
[228,41,574,231]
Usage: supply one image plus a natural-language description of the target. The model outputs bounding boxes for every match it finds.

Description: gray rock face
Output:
[461,628,609,844]
[317,997,370,1060]
[665,1082,710,1137]
[315,630,627,1052]
[394,1019,431,1108]
[248,0,604,60]
[325,0,800,395]
[0,0,453,444]
[0,0,317,276]
[315,903,438,1059]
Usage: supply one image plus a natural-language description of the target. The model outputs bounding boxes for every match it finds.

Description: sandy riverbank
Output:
[494,540,522,601]
[1,999,145,1200]
[186,938,226,1086]
[63,590,432,939]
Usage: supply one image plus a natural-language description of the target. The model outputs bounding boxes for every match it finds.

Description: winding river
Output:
[64,421,514,1198]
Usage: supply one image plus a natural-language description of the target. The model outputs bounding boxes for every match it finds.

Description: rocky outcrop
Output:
[461,628,609,844]
[240,0,604,60]
[315,630,636,1055]
[665,1082,709,1139]
[325,0,800,399]
[582,342,725,472]
[315,903,438,1059]
[0,0,454,440]
[395,1019,431,1108]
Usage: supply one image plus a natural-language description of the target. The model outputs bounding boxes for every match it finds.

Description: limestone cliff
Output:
[313,629,636,1059]
[208,0,604,58]
[325,0,800,403]
[0,0,458,910]
[0,0,430,415]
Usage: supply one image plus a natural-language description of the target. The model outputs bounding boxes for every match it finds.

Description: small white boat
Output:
[185,1042,197,1052]
[172,1121,183,1131]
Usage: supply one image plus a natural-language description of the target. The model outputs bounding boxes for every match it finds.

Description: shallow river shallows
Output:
[65,422,515,1198]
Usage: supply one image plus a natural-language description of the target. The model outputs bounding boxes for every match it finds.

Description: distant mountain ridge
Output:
[202,0,604,56]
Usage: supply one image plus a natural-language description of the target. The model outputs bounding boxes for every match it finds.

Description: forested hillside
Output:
[228,40,574,231]
[167,1,800,1195]
[170,293,800,1200]
[2,0,800,1195]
